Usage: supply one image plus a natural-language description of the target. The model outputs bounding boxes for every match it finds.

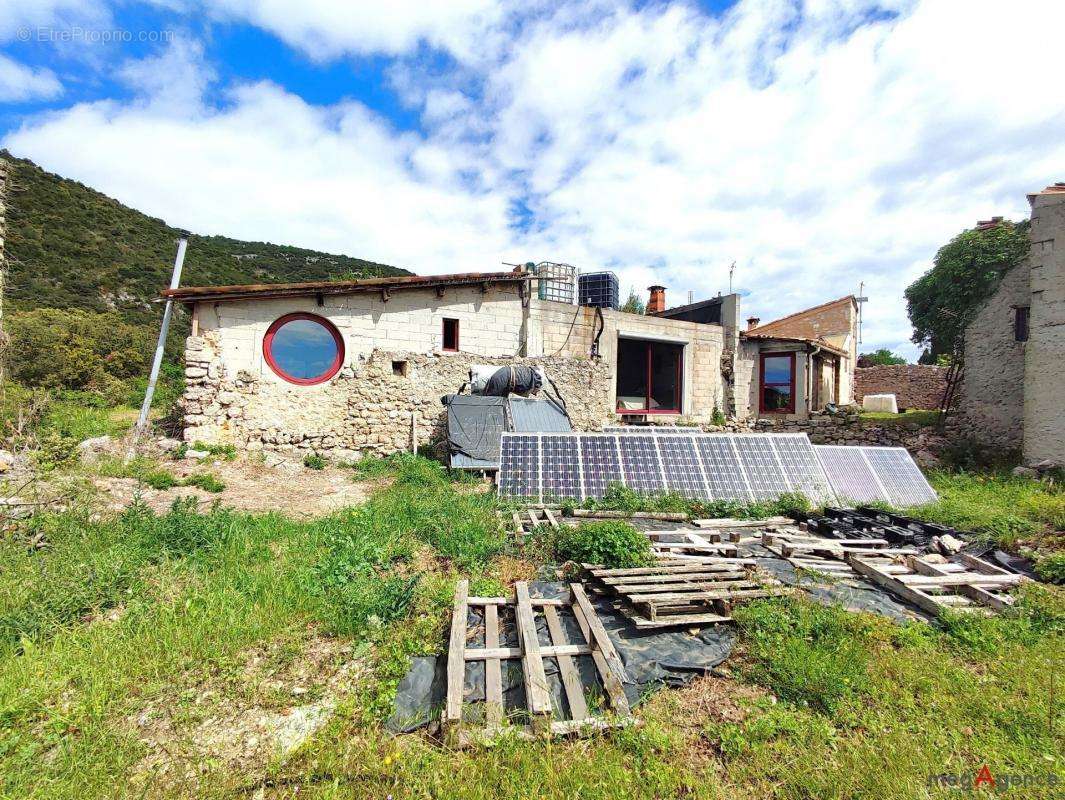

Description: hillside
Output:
[0,151,411,328]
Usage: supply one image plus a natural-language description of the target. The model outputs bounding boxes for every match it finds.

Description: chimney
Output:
[647,285,666,314]
[747,316,761,330]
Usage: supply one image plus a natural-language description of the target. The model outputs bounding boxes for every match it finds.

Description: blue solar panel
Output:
[541,434,582,502]
[618,435,666,494]
[695,436,750,501]
[732,434,788,500]
[657,435,708,498]
[498,434,540,501]
[771,434,835,504]
[815,445,887,505]
[580,435,624,500]
[860,447,937,507]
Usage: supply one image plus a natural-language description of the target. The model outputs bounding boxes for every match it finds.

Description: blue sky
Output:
[2,0,1062,360]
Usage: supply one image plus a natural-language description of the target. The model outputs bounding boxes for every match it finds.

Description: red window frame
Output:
[442,318,460,351]
[759,351,796,414]
[616,339,684,415]
[262,312,344,386]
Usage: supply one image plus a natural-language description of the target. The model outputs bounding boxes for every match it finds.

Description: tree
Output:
[620,289,645,315]
[859,348,906,366]
[904,220,1029,360]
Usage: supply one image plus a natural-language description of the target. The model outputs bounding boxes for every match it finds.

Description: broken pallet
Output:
[444,579,632,745]
[585,560,785,629]
[847,552,1029,617]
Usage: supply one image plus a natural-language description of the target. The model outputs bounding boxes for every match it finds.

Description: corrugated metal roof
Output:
[509,397,573,433]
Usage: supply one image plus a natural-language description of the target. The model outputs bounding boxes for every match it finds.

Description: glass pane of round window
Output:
[264,315,342,384]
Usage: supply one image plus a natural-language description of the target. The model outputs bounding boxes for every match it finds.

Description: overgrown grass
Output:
[567,482,811,520]
[912,470,1065,549]
[528,520,654,568]
[859,408,941,426]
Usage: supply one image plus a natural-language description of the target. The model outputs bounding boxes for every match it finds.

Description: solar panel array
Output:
[814,445,937,507]
[499,431,844,505]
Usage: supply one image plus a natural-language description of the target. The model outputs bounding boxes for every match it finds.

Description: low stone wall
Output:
[181,333,613,459]
[854,365,951,410]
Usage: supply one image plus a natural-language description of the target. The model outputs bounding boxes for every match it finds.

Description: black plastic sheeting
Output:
[482,365,542,397]
[388,580,735,733]
[442,394,507,468]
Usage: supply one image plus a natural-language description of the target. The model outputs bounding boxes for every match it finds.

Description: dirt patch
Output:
[128,631,366,795]
[671,674,769,726]
[93,456,385,516]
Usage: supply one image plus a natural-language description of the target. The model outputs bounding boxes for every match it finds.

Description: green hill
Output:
[1,151,411,329]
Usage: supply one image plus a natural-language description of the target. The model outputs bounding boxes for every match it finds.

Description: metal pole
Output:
[129,234,189,454]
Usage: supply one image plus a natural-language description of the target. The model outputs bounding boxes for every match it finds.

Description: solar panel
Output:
[732,434,789,500]
[498,434,540,501]
[814,445,888,505]
[695,436,751,502]
[617,435,666,494]
[541,434,583,502]
[656,435,709,498]
[772,434,835,504]
[860,446,937,507]
[580,435,624,500]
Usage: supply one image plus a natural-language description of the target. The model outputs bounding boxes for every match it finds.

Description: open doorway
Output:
[616,338,683,414]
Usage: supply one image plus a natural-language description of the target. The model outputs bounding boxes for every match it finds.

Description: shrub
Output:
[191,441,237,461]
[142,468,179,490]
[33,430,80,471]
[555,521,653,568]
[304,452,326,470]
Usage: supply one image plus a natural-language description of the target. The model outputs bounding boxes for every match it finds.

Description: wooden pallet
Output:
[760,529,913,579]
[847,552,1030,617]
[496,507,567,543]
[585,560,785,629]
[444,580,632,745]
[642,528,741,560]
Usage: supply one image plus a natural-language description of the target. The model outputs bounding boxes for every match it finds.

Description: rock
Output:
[77,435,113,464]
[938,534,965,555]
[156,437,182,453]
[915,449,941,468]
[0,449,14,473]
[1012,465,1038,478]
[1031,459,1063,474]
[185,449,210,460]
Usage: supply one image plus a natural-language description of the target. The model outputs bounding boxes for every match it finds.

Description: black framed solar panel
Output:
[656,435,709,498]
[498,434,541,501]
[860,446,937,507]
[732,434,789,500]
[814,445,887,505]
[771,434,835,504]
[695,436,751,501]
[540,434,583,502]
[617,435,666,494]
[579,435,624,499]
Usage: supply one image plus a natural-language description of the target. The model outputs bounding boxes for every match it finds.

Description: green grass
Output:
[859,409,941,426]
[2,455,1062,799]
[568,482,811,520]
[912,471,1065,549]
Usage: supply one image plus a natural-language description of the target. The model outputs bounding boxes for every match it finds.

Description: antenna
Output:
[728,261,736,294]
[688,290,694,305]
[856,281,869,345]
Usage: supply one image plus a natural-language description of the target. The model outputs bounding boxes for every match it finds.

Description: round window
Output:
[263,313,344,385]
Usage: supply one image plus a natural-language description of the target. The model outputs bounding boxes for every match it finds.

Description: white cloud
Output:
[6,0,1063,360]
[0,54,62,100]
[0,0,110,40]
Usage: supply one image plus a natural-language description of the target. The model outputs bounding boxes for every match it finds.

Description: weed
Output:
[1035,552,1065,584]
[182,472,226,493]
[190,441,237,461]
[303,452,327,470]
[554,521,653,568]
[577,482,811,521]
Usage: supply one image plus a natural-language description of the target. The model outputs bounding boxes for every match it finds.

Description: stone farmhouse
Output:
[959,183,1065,464]
[165,273,857,459]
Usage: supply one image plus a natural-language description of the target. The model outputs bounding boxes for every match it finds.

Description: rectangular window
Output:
[442,318,459,351]
[760,352,796,414]
[1014,307,1030,342]
[616,338,683,413]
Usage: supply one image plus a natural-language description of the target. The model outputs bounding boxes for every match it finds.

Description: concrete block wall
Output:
[1023,191,1065,463]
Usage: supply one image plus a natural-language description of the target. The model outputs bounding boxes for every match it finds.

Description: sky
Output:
[2,0,1062,361]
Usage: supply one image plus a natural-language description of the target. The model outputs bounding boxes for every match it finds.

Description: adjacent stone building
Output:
[166,271,858,458]
[959,183,1065,464]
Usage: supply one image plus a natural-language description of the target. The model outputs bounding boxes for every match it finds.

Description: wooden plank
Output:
[569,587,630,716]
[910,556,1014,613]
[615,579,762,595]
[465,644,591,660]
[693,516,793,528]
[956,552,1017,577]
[895,573,1022,588]
[627,611,732,629]
[588,562,753,578]
[543,605,589,722]
[483,603,503,728]
[543,507,560,529]
[597,569,749,586]
[514,582,553,719]
[468,596,565,606]
[528,509,541,529]
[848,557,945,617]
[630,586,783,604]
[445,579,469,726]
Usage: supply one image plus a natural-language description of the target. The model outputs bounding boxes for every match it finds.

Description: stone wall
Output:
[854,365,951,410]
[958,257,1030,453]
[1023,189,1065,463]
[181,332,613,458]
